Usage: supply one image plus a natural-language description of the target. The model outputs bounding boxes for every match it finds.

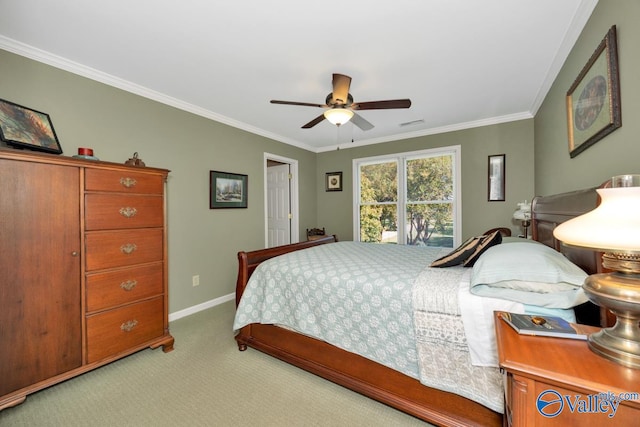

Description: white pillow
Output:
[500,236,543,245]
[469,242,588,308]
[486,279,578,293]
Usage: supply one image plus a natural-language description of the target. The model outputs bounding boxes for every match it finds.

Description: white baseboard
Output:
[168,292,235,322]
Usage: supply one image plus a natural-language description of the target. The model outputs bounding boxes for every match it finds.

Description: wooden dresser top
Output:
[495,311,640,401]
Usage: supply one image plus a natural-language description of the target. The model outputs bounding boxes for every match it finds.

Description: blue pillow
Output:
[469,242,588,308]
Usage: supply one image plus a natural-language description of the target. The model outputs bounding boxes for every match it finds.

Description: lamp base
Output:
[588,329,640,369]
[521,219,530,239]
[583,271,640,369]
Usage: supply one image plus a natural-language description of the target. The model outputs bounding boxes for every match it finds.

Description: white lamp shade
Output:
[553,186,640,253]
[324,108,354,126]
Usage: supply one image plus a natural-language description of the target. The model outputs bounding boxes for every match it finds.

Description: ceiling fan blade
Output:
[350,113,374,131]
[301,114,326,129]
[351,99,412,110]
[330,73,352,105]
[271,100,326,108]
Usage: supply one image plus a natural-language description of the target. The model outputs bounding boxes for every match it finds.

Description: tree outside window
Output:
[355,147,458,247]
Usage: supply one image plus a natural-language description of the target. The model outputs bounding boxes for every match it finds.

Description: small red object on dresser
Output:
[78,147,94,156]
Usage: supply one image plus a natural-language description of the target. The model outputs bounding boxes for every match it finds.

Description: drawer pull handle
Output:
[119,207,138,218]
[120,319,138,332]
[120,243,137,254]
[120,280,138,291]
[120,177,137,188]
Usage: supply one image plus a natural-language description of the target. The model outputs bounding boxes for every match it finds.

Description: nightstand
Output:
[495,312,640,426]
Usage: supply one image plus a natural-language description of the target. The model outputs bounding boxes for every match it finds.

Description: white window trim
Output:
[352,145,461,246]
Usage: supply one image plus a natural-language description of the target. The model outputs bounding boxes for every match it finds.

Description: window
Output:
[353,146,461,247]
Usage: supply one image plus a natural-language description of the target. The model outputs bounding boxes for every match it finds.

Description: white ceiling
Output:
[0,0,598,153]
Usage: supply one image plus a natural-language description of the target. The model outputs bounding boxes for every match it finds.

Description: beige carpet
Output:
[0,301,432,426]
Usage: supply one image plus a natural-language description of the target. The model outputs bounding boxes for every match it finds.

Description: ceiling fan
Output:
[270,73,411,130]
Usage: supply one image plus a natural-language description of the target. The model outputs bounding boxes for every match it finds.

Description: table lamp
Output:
[513,200,531,239]
[553,174,640,369]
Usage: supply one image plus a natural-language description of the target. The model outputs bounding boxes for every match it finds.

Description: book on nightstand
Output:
[499,312,589,340]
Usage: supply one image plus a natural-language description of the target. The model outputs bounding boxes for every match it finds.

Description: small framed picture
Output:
[0,98,62,154]
[210,171,248,209]
[325,171,343,192]
[488,154,505,202]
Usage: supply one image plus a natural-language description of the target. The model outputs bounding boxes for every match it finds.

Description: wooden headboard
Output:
[532,186,602,275]
[531,185,606,326]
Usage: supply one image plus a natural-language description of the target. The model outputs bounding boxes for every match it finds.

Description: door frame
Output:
[264,152,299,246]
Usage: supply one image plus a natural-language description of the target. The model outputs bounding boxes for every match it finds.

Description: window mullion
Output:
[398,157,407,245]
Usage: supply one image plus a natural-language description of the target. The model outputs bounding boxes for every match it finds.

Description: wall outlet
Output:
[192,275,200,287]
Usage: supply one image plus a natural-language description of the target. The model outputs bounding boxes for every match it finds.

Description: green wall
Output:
[5,0,635,316]
[0,49,537,315]
[535,0,640,194]
[0,50,317,314]
[316,119,535,241]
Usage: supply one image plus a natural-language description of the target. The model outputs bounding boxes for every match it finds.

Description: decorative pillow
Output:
[462,230,502,267]
[469,242,588,308]
[430,236,481,267]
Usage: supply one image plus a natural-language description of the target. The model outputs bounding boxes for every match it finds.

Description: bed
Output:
[233,185,604,426]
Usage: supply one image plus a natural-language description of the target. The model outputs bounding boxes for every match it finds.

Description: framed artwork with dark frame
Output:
[325,171,343,192]
[566,25,621,158]
[210,171,248,209]
[0,98,63,154]
[488,154,505,202]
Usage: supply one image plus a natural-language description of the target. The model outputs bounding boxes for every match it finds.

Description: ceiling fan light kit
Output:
[270,73,411,130]
[324,108,354,126]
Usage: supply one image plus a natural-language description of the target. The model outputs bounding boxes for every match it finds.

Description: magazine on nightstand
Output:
[499,312,589,340]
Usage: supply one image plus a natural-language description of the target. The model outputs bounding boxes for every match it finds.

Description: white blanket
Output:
[412,264,506,413]
[458,270,524,367]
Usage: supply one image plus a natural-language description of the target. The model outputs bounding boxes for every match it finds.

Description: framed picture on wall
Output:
[210,171,248,209]
[325,171,343,192]
[488,154,505,202]
[566,25,621,158]
[0,98,63,154]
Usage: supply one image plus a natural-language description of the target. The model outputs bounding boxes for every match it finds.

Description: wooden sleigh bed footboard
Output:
[234,235,502,427]
[235,323,501,426]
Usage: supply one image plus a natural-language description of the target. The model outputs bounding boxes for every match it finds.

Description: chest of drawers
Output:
[0,150,174,410]
[84,168,171,363]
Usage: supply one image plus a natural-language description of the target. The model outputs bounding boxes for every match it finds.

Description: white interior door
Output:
[267,163,291,247]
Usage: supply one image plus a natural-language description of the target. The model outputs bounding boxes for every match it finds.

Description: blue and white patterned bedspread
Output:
[233,241,443,379]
